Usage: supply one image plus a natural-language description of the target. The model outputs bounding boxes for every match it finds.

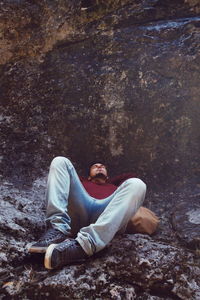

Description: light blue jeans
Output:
[46,157,146,256]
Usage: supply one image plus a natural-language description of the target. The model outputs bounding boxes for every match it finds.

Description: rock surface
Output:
[172,198,200,249]
[0,178,199,299]
[3,235,200,300]
[0,0,200,299]
[0,0,200,189]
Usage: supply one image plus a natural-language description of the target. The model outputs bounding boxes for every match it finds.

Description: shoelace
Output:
[38,229,63,243]
[57,239,75,252]
[57,240,80,261]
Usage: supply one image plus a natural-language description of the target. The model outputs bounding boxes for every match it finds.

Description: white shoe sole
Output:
[44,244,57,269]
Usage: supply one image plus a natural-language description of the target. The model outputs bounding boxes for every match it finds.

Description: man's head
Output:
[88,162,108,183]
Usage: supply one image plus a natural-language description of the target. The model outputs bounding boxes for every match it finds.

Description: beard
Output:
[92,173,107,180]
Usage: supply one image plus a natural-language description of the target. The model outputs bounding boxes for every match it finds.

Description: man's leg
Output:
[44,178,146,268]
[46,156,93,235]
[28,156,93,253]
[76,178,146,255]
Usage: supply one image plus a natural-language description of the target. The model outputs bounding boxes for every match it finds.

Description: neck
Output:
[90,177,107,184]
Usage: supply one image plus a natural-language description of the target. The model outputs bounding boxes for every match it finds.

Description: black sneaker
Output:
[28,228,70,253]
[44,239,88,269]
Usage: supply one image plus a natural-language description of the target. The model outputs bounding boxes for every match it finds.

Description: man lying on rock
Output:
[28,156,146,270]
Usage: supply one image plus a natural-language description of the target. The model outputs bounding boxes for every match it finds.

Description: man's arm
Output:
[109,172,137,186]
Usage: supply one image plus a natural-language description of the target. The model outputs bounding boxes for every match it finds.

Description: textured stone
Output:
[0,179,199,299]
[0,1,200,299]
[0,0,200,189]
[1,233,200,299]
[0,178,46,270]
[172,198,200,249]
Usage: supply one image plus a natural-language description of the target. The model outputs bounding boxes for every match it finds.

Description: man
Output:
[28,157,146,270]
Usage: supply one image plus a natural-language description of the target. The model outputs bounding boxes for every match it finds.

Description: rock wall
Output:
[0,1,200,299]
[0,0,200,189]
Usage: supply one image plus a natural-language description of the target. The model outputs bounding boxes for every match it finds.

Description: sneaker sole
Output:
[27,236,69,254]
[27,244,47,254]
[44,244,57,269]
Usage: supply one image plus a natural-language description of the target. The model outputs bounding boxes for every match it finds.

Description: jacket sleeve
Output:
[109,172,137,186]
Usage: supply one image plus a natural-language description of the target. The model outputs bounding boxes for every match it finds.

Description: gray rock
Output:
[0,1,200,299]
[1,234,200,299]
[0,179,199,299]
[0,0,200,190]
[172,199,200,249]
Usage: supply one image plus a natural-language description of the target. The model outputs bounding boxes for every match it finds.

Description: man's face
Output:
[89,163,108,179]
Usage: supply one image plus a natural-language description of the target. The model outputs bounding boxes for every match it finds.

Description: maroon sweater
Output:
[80,173,136,199]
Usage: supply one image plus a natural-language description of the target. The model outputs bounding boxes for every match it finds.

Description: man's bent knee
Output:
[50,156,72,169]
[125,178,147,192]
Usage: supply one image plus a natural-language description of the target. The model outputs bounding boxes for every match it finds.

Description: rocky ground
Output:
[0,0,200,299]
[0,176,199,300]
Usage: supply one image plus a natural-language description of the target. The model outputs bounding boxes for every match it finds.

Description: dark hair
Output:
[88,161,107,176]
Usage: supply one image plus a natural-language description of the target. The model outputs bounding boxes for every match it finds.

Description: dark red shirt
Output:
[80,173,136,199]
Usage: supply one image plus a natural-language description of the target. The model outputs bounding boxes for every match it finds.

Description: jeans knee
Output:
[50,156,72,169]
[126,178,147,193]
